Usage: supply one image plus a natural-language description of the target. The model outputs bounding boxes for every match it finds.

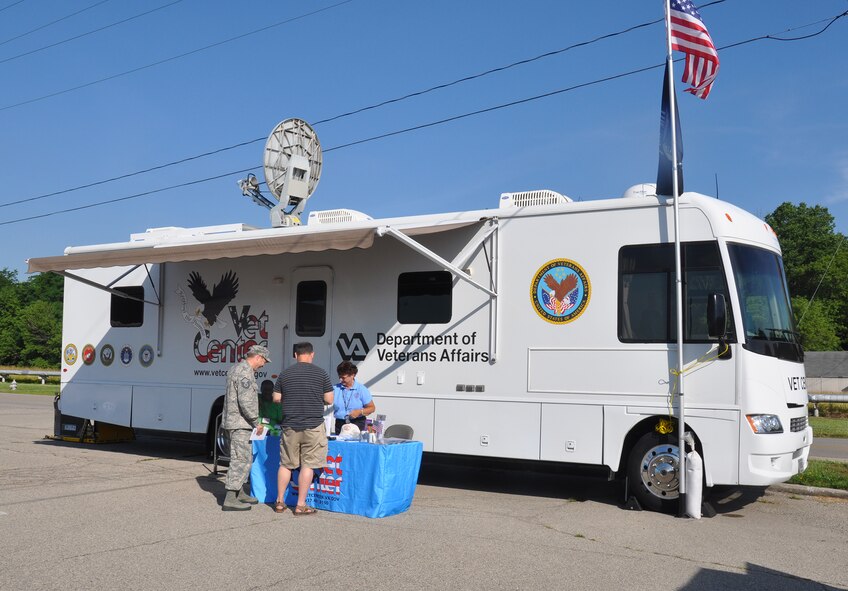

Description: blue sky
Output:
[1,0,846,277]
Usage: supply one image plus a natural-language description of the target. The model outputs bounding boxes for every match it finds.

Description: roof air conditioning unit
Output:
[499,190,572,209]
[307,209,373,225]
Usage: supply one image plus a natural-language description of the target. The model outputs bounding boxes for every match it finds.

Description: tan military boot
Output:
[222,490,251,511]
[238,488,259,504]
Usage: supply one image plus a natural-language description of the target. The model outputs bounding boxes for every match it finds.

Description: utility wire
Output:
[0,138,261,210]
[0,0,354,109]
[0,7,678,209]
[0,167,259,226]
[0,0,113,47]
[0,0,184,65]
[0,0,27,14]
[2,0,839,212]
[1,6,844,226]
[4,7,843,229]
[798,234,845,325]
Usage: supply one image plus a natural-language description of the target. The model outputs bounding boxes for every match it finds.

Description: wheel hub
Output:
[639,444,680,499]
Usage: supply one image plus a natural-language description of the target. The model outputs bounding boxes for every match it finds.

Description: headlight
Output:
[746,414,783,434]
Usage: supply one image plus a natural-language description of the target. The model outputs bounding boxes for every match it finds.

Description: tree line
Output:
[0,201,844,368]
[0,269,63,368]
[766,202,848,351]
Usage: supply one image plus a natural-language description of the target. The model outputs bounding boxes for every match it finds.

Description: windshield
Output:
[727,243,803,362]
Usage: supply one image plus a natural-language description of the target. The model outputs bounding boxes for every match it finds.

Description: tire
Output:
[627,431,680,513]
[215,416,230,460]
[205,402,224,458]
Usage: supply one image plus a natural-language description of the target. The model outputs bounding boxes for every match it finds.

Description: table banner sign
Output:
[250,437,423,518]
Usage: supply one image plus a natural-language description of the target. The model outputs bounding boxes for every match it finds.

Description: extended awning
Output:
[26,219,482,273]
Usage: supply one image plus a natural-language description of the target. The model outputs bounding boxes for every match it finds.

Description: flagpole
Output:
[664,0,687,517]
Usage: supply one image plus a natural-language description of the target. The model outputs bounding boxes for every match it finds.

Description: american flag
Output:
[669,0,719,99]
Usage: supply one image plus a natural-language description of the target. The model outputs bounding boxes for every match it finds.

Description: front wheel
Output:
[627,431,680,513]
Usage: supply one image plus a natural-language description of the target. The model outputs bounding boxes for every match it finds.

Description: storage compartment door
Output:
[540,404,603,464]
[131,386,192,431]
[434,400,541,459]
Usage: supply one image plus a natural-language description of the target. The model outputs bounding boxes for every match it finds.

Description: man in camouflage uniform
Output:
[222,344,271,511]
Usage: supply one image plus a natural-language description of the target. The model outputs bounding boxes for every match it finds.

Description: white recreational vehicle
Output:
[28,183,812,512]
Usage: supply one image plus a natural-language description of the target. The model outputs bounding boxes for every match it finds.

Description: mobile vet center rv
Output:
[28,120,811,513]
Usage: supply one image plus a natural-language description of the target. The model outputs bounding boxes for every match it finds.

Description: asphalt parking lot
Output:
[1,393,846,591]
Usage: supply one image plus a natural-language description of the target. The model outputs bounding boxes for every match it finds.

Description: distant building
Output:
[804,351,848,393]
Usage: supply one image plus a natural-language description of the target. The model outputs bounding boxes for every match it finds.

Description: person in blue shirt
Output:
[333,360,375,435]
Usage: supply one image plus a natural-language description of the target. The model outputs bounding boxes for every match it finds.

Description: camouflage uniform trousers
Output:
[225,428,253,492]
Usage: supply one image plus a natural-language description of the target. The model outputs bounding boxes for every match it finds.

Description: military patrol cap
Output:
[247,345,271,362]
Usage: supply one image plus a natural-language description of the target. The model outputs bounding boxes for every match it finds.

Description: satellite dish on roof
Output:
[239,118,323,227]
[263,118,322,227]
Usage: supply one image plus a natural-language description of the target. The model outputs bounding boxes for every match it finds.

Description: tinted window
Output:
[296,281,326,336]
[111,286,144,327]
[398,271,452,324]
[618,242,733,343]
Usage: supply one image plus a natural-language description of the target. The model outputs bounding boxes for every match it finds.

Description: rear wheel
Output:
[627,431,680,513]
[215,415,230,460]
[205,400,224,458]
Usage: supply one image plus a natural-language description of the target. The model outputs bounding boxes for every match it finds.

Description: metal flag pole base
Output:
[677,492,688,518]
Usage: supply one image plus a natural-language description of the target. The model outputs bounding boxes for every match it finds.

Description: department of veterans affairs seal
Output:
[530,259,591,324]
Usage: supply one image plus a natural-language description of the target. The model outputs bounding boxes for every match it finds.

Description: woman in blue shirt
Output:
[333,360,375,435]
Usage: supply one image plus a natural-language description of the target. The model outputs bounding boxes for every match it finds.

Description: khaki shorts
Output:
[280,425,327,470]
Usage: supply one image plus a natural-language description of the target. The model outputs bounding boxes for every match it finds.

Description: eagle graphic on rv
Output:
[543,273,578,315]
[186,270,239,337]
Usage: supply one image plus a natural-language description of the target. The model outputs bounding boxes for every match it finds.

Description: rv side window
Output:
[110,286,144,327]
[296,281,327,336]
[618,242,733,343]
[397,271,452,324]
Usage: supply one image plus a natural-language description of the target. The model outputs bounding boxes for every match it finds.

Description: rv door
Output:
[287,266,335,376]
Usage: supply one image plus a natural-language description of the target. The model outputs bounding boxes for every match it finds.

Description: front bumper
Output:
[742,425,813,486]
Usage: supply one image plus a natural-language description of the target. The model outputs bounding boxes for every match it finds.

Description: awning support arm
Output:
[376,225,498,298]
[105,265,142,289]
[57,270,161,306]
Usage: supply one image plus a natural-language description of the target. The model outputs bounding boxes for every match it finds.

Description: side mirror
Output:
[707,293,727,339]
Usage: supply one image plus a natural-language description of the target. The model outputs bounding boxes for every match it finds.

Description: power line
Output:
[0,0,113,47]
[0,138,261,210]
[0,0,28,14]
[0,0,185,65]
[2,6,844,226]
[0,167,258,226]
[0,8,673,209]
[0,11,848,226]
[0,0,354,110]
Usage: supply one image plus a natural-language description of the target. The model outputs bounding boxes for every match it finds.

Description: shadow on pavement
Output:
[680,562,844,591]
[33,430,209,462]
[196,473,227,505]
[706,485,768,515]
[34,434,770,516]
[419,453,623,508]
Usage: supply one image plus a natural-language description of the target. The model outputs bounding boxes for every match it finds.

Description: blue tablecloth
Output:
[250,436,423,518]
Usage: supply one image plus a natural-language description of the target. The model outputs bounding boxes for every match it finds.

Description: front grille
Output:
[790,416,808,432]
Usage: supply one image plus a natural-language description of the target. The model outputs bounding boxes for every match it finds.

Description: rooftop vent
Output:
[499,190,572,209]
[307,208,372,225]
[622,183,658,199]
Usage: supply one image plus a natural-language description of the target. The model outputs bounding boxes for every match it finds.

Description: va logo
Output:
[530,258,591,324]
[336,333,369,361]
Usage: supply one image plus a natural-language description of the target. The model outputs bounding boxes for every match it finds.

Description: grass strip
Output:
[789,459,848,490]
[810,416,848,439]
[0,383,59,395]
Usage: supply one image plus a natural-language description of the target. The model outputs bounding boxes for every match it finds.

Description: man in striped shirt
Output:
[272,341,334,515]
